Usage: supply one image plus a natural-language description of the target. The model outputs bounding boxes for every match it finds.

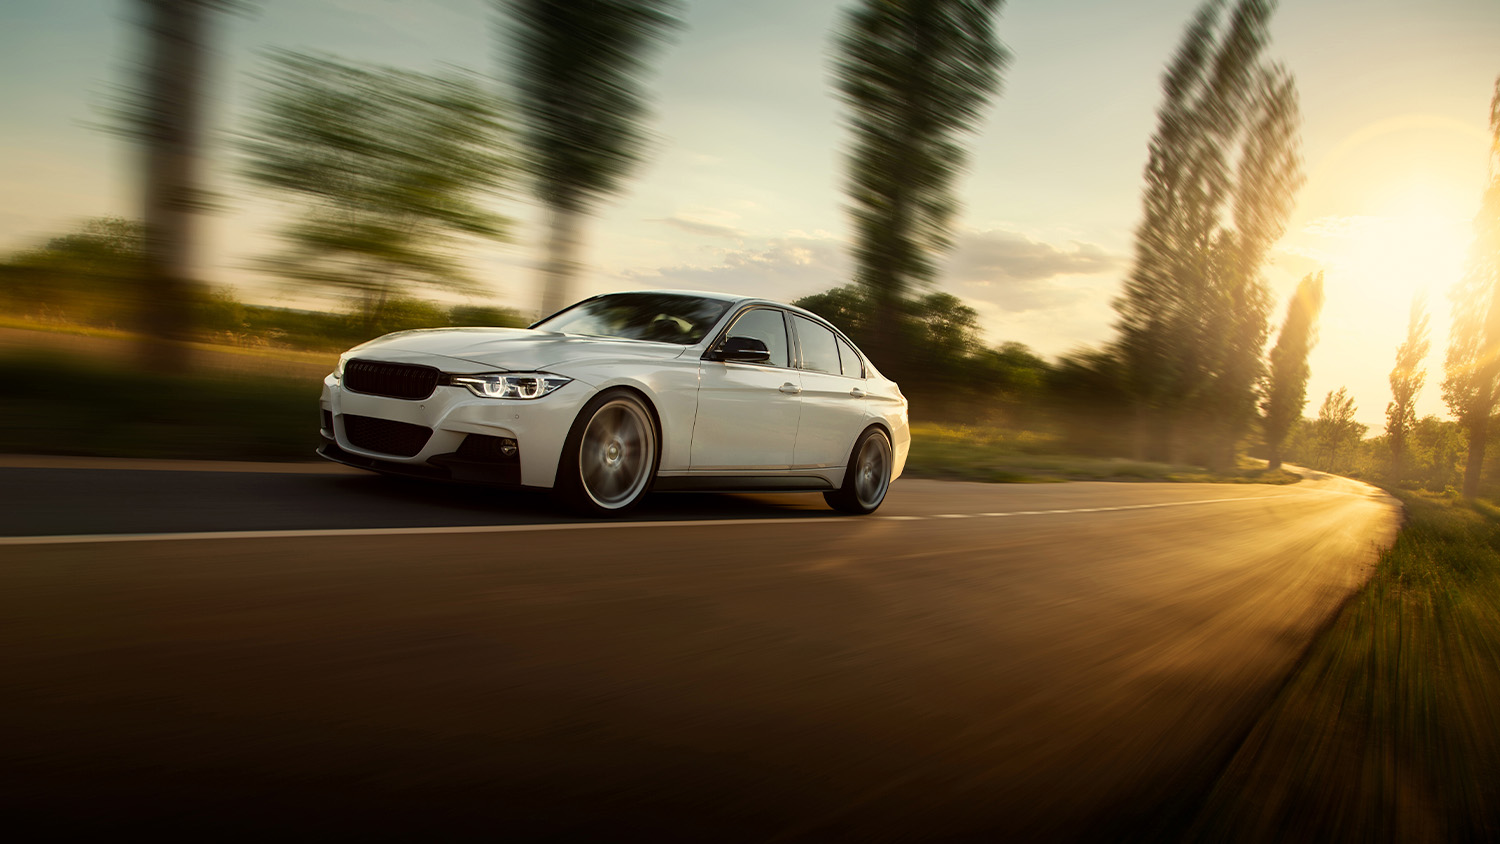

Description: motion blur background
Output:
[2,0,1499,482]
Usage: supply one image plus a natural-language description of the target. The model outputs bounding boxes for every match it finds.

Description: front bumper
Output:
[319,371,591,489]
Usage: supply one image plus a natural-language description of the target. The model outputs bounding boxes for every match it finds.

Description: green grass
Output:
[903,422,1301,485]
[1183,490,1500,842]
[0,351,322,461]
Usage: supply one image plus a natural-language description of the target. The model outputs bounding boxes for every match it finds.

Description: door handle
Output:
[849,388,866,398]
[779,382,802,394]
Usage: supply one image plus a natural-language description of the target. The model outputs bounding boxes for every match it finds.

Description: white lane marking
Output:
[0,493,1298,547]
[0,517,841,547]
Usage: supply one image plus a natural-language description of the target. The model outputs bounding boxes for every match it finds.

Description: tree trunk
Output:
[538,205,583,319]
[1464,417,1488,499]
[138,0,209,373]
[1209,429,1237,474]
[1131,403,1149,461]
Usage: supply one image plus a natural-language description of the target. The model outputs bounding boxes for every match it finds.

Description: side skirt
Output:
[651,475,834,493]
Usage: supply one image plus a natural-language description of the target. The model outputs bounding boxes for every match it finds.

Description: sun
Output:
[1287,176,1480,426]
[1341,183,1473,298]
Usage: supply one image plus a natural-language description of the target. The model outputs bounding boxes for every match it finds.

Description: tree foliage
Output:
[1443,77,1500,498]
[0,218,145,325]
[502,0,682,315]
[241,51,513,329]
[1112,0,1302,464]
[1386,297,1430,477]
[1307,387,1366,474]
[793,284,1048,422]
[1262,271,1324,470]
[831,0,1008,351]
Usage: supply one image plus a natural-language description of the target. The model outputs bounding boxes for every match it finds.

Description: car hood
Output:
[350,327,692,371]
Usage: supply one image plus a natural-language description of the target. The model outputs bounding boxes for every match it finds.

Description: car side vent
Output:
[344,359,440,400]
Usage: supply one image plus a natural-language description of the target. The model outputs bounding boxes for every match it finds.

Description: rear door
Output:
[789,315,868,468]
[691,307,801,470]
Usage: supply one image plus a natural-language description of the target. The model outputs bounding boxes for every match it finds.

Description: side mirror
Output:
[711,336,772,363]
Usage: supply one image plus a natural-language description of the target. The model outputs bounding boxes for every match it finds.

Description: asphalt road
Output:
[0,460,1400,840]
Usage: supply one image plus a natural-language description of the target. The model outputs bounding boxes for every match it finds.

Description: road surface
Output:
[0,459,1399,840]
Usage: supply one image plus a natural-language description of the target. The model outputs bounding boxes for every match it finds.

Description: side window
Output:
[793,315,840,374]
[836,336,864,378]
[724,308,789,367]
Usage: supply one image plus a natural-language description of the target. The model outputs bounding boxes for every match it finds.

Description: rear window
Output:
[792,315,840,374]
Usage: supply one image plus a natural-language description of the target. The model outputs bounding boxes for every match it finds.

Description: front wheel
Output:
[824,427,892,515]
[556,390,659,516]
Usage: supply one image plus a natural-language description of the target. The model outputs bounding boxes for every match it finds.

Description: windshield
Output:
[533,292,733,345]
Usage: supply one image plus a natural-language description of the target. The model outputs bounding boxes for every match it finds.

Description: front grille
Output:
[344,359,439,400]
[343,414,432,457]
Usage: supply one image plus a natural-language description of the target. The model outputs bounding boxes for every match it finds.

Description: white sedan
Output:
[318,290,910,515]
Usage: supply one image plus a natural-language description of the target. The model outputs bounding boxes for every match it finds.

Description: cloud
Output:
[948,228,1120,283]
[651,215,745,239]
[620,235,848,302]
[943,228,1122,313]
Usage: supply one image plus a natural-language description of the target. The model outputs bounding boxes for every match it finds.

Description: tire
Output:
[556,389,660,516]
[824,427,892,515]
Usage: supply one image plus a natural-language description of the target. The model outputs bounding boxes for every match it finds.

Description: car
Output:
[318,290,909,516]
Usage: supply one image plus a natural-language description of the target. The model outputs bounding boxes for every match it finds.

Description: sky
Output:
[1,0,1498,427]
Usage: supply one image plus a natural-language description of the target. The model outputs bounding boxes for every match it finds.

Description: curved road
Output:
[0,459,1399,840]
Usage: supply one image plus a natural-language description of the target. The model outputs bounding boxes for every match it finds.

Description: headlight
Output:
[446,372,571,399]
[333,354,349,381]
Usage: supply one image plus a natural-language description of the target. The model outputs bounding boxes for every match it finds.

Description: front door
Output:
[691,307,801,470]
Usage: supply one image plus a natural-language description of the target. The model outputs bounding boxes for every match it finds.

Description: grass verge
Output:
[1182,490,1500,842]
[0,351,321,461]
[903,422,1301,485]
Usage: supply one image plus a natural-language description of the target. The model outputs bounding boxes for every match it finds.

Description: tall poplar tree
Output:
[1386,298,1430,479]
[1113,0,1302,463]
[832,0,1008,362]
[1262,271,1324,470]
[1442,77,1500,498]
[501,0,681,317]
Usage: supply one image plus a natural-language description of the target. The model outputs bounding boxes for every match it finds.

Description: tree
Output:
[0,218,145,324]
[1204,65,1303,469]
[793,284,872,346]
[1262,271,1324,470]
[131,0,239,371]
[1386,297,1430,479]
[1309,387,1365,473]
[792,284,1046,420]
[792,284,985,378]
[501,0,682,317]
[241,52,513,333]
[832,0,1008,366]
[1443,77,1500,498]
[1112,0,1302,463]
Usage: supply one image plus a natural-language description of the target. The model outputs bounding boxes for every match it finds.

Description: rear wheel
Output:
[556,390,659,516]
[824,427,892,515]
